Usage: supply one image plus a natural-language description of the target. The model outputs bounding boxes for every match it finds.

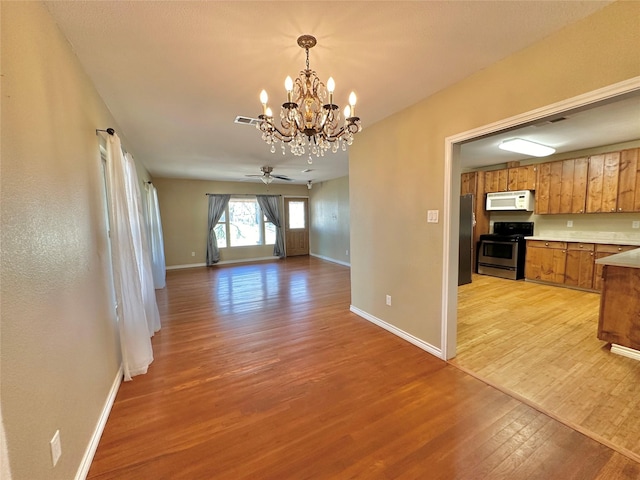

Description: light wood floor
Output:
[453,273,640,462]
[88,257,640,479]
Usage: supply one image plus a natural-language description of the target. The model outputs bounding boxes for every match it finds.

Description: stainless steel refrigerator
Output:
[458,194,474,286]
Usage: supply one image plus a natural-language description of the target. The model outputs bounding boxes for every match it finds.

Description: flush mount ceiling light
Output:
[257,35,362,165]
[499,138,556,157]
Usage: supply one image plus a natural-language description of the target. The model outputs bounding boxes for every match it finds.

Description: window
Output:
[288,200,306,229]
[216,197,275,248]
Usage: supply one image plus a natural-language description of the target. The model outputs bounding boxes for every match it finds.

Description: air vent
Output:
[234,116,261,126]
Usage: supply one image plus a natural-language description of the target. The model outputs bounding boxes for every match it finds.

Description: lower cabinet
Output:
[525,241,636,291]
[525,241,567,284]
[564,243,595,289]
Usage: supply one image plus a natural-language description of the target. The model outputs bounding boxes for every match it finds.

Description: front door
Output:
[284,197,309,256]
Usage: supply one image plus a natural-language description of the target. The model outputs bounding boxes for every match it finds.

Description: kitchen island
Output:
[596,247,640,360]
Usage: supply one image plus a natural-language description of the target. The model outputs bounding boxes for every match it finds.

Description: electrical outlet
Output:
[427,210,439,223]
[191,251,195,256]
[633,221,640,229]
[50,430,61,467]
[386,295,392,306]
[566,220,573,228]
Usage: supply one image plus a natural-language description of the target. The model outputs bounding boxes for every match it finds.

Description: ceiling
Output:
[44,1,625,185]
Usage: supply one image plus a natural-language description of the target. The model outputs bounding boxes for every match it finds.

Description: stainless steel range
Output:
[477,222,534,280]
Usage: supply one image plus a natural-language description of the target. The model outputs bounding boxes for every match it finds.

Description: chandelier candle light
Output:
[258,35,361,164]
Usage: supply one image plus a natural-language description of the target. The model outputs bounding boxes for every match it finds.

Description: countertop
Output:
[595,248,640,269]
[524,233,640,246]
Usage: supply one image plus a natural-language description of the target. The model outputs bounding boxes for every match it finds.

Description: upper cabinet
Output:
[586,152,620,213]
[617,148,640,212]
[483,165,536,194]
[536,157,588,214]
[507,165,537,191]
[483,169,508,193]
[536,148,639,215]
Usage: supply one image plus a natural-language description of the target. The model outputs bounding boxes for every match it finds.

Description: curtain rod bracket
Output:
[96,128,115,136]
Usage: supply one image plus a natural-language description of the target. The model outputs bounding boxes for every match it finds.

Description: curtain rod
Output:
[95,128,115,136]
[205,193,281,197]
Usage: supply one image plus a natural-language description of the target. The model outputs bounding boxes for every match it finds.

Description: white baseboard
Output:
[166,262,206,270]
[349,305,443,359]
[75,365,123,480]
[611,344,640,361]
[167,257,281,270]
[310,253,351,267]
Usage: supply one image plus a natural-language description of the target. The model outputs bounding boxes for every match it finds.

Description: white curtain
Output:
[106,135,160,381]
[1,403,11,480]
[146,184,166,289]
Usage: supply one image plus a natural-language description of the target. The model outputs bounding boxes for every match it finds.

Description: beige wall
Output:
[154,178,308,266]
[0,2,148,479]
[309,176,350,265]
[349,1,640,353]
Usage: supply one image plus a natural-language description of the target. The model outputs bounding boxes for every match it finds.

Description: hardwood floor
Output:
[88,257,640,479]
[454,273,640,463]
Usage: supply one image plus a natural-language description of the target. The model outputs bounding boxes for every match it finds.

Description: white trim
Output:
[350,306,443,359]
[75,365,123,480]
[611,344,640,361]
[443,77,640,361]
[166,262,207,270]
[310,253,350,267]
[215,256,277,266]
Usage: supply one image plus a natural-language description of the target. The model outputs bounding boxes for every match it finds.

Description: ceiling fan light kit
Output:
[498,138,556,157]
[246,166,293,184]
[257,35,362,164]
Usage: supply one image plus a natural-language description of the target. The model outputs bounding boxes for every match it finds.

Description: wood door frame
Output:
[443,77,640,360]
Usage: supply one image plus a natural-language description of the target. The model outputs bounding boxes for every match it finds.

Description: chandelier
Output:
[257,35,361,164]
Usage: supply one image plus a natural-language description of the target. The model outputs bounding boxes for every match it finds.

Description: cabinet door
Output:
[571,158,588,214]
[484,169,508,193]
[548,161,563,214]
[507,165,537,191]
[525,241,566,283]
[564,243,595,289]
[535,163,551,214]
[617,148,640,212]
[586,152,620,213]
[460,172,477,196]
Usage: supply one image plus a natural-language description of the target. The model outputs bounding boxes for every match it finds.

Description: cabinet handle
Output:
[618,247,622,251]
[579,209,583,213]
[579,245,583,248]
[562,250,566,253]
[545,242,549,246]
[618,208,622,211]
[611,208,615,212]
[590,253,594,256]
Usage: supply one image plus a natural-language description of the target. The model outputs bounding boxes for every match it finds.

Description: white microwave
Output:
[486,190,534,211]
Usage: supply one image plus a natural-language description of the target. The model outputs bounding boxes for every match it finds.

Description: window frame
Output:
[215,196,275,249]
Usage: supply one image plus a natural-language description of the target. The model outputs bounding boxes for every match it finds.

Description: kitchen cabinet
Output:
[460,171,490,271]
[586,152,621,213]
[484,169,508,194]
[598,264,640,350]
[564,243,595,289]
[535,157,588,214]
[507,165,537,191]
[593,244,637,291]
[525,240,567,284]
[617,148,640,212]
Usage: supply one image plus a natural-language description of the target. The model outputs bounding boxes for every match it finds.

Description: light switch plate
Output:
[633,221,640,229]
[427,210,439,223]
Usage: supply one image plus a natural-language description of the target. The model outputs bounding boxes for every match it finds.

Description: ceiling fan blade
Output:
[272,175,293,181]
[245,174,264,178]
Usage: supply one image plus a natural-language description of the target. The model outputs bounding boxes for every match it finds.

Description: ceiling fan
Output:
[245,166,293,184]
